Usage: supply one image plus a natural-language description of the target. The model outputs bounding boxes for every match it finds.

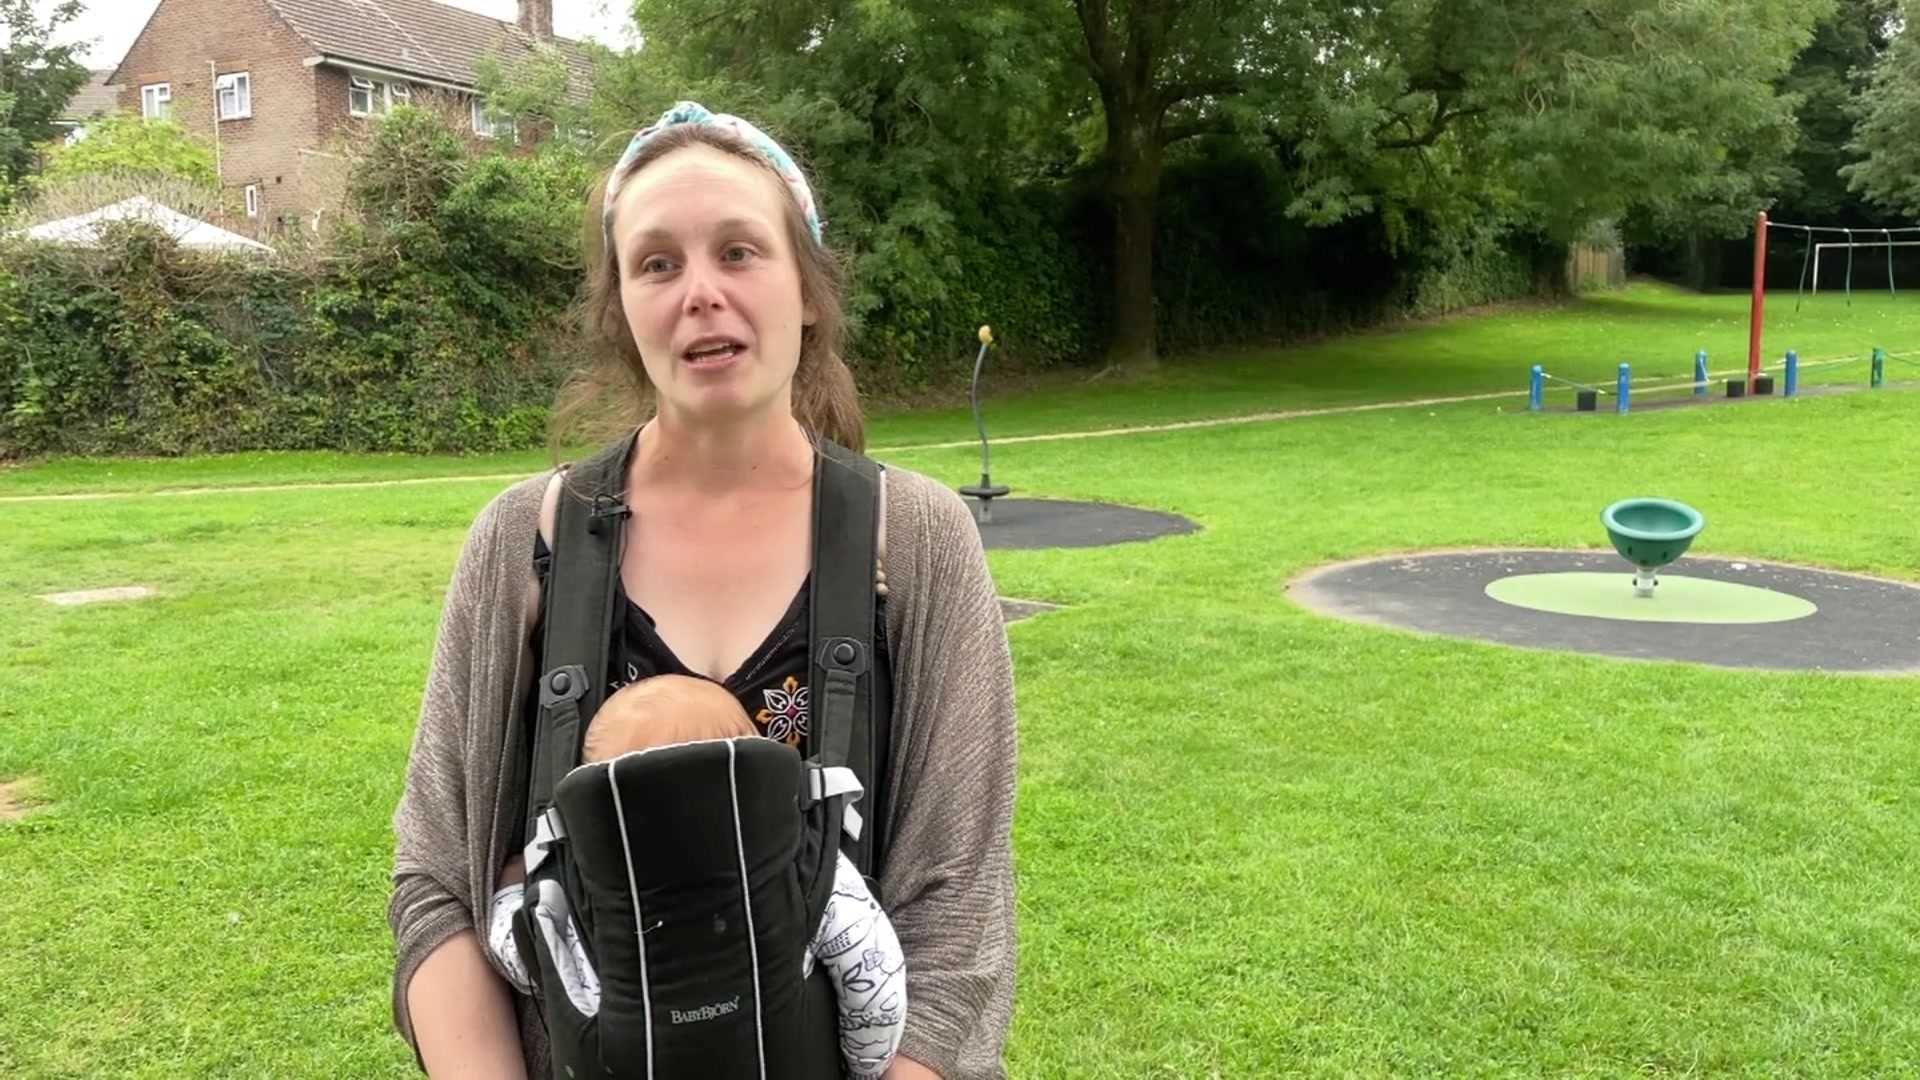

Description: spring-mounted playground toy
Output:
[958,325,1012,523]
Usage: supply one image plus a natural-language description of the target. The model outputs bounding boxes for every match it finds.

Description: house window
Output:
[217,72,251,120]
[245,184,260,218]
[351,75,412,117]
[471,98,514,140]
[141,83,171,120]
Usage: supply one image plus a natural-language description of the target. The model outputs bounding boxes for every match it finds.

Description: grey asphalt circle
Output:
[1288,548,1920,674]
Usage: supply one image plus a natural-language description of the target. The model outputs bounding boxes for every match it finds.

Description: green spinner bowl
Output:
[1602,498,1705,570]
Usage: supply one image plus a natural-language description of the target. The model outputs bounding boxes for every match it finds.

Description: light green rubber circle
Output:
[1485,572,1817,624]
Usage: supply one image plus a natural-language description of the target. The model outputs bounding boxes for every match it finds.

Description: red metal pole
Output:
[1748,210,1768,384]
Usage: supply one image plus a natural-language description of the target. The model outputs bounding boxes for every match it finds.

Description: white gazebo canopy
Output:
[14,195,273,254]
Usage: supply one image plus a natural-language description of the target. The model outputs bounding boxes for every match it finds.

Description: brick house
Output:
[106,0,591,235]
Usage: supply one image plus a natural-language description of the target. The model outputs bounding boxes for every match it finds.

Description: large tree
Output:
[622,0,1832,367]
[1282,0,1834,238]
[1069,0,1301,368]
[1842,18,1920,217]
[0,0,88,209]
[1070,0,1834,365]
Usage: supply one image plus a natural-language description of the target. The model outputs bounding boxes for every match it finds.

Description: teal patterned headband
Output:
[603,101,823,247]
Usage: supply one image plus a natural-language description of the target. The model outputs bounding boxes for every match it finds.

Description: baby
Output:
[487,674,906,1080]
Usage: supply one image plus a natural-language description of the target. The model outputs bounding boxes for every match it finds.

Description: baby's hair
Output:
[582,675,759,763]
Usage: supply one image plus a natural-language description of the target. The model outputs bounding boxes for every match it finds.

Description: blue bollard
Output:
[1785,350,1798,397]
[1694,350,1708,397]
[1617,363,1631,414]
[1529,364,1544,411]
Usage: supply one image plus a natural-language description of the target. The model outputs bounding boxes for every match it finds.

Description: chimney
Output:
[517,0,553,38]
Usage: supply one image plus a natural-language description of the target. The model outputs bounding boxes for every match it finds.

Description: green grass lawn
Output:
[5,284,1920,1076]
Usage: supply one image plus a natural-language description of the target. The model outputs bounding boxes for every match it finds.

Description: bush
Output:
[845,180,1100,390]
[32,114,219,189]
[0,107,585,459]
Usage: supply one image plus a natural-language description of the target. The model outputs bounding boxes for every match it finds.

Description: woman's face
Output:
[607,144,814,429]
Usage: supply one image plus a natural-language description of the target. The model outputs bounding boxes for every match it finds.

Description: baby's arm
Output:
[806,852,907,1080]
[486,855,534,995]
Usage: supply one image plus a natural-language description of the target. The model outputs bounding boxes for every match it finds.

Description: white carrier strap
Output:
[808,765,866,841]
[524,805,566,877]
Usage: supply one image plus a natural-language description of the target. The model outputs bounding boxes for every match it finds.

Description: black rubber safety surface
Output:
[1287,548,1920,674]
[968,498,1199,551]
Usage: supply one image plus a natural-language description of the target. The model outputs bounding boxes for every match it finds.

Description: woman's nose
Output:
[682,259,726,314]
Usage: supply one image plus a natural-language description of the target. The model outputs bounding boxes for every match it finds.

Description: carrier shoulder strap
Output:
[526,431,635,841]
[806,437,886,885]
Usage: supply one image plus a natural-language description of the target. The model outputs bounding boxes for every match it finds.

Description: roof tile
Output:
[261,0,592,101]
[64,70,120,119]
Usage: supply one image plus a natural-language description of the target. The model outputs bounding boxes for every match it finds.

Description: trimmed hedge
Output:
[0,216,576,459]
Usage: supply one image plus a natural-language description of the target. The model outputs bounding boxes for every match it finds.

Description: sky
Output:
[40,0,638,69]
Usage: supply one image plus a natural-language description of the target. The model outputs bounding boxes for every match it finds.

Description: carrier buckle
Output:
[807,764,865,803]
[523,806,566,876]
[806,764,865,841]
[815,637,869,676]
[538,664,589,708]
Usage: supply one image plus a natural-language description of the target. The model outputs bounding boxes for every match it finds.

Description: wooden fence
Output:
[1567,242,1627,291]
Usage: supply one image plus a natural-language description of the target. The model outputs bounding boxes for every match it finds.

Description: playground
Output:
[1528,216,1920,414]
[4,281,1920,1075]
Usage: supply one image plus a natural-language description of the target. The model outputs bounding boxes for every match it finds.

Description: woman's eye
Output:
[723,245,755,263]
[639,256,676,274]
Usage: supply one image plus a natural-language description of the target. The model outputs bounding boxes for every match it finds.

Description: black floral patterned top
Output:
[527,532,816,748]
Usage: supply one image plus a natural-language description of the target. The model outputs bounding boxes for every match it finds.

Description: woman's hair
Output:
[550,123,865,455]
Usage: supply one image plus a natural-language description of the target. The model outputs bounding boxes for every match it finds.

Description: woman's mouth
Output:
[683,340,746,366]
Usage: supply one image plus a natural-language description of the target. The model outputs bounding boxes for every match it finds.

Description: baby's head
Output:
[582,675,758,763]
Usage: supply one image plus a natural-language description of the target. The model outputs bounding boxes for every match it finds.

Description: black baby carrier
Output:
[509,431,893,1079]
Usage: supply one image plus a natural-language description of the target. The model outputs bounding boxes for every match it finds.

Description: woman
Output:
[386,103,1018,1079]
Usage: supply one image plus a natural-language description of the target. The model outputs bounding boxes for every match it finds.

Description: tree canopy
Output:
[1774,0,1901,223]
[1843,14,1920,217]
[613,0,1839,366]
[0,0,89,209]
[32,113,218,189]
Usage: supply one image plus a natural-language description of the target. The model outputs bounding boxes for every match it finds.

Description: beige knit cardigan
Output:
[387,462,1018,1078]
